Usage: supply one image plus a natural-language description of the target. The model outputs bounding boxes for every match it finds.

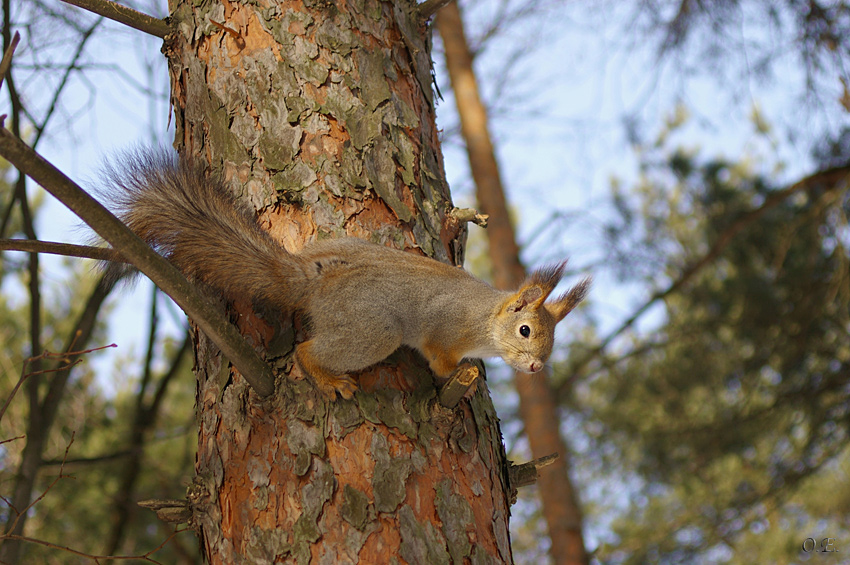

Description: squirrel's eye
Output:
[519,325,531,338]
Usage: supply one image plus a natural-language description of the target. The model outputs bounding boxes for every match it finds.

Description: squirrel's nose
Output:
[529,361,543,372]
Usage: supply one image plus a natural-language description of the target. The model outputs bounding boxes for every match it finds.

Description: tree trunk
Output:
[435,4,589,564]
[164,0,514,561]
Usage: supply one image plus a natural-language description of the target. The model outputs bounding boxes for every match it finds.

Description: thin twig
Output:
[419,0,455,22]
[148,332,192,420]
[45,343,117,363]
[0,239,124,261]
[41,450,133,467]
[0,344,115,424]
[3,433,76,539]
[32,20,102,148]
[1,528,186,563]
[0,30,19,91]
[60,0,170,38]
[0,229,115,563]
[137,285,160,412]
[0,361,33,424]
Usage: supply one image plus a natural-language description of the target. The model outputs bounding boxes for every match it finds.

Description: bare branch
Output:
[42,450,133,467]
[148,332,192,420]
[437,4,590,561]
[60,0,170,38]
[0,130,275,397]
[104,308,191,554]
[448,206,489,227]
[32,19,102,147]
[3,433,76,541]
[1,529,185,563]
[419,0,455,22]
[138,499,193,525]
[0,359,33,424]
[0,239,123,261]
[509,453,559,490]
[438,363,480,408]
[0,30,19,91]
[138,286,161,411]
[0,342,119,423]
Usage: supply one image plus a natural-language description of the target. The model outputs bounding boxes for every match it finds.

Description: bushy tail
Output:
[102,148,309,310]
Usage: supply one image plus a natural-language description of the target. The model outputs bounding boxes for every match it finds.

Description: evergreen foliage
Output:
[586,135,850,563]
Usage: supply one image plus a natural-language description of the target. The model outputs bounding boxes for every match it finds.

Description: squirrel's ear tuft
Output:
[505,262,567,312]
[546,276,592,322]
[505,285,544,312]
[527,262,567,293]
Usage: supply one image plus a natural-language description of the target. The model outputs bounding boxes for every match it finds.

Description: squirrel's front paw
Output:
[295,342,359,399]
[334,375,359,399]
[315,374,358,400]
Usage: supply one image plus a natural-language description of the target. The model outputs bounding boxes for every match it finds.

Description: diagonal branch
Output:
[0,30,19,91]
[0,130,275,397]
[60,0,170,38]
[32,19,102,146]
[105,329,192,555]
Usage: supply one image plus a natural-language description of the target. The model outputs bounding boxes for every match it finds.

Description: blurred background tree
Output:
[574,123,849,563]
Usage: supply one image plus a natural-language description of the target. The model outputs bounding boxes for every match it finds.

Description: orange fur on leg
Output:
[295,340,359,399]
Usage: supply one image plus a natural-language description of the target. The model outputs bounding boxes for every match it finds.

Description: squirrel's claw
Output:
[334,376,359,399]
[314,374,358,400]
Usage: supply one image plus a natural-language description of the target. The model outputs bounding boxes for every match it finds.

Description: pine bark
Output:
[164,0,514,561]
[435,4,589,564]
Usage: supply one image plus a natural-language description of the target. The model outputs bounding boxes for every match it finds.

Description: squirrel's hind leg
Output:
[295,340,359,399]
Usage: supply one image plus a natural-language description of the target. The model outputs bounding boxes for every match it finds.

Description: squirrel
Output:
[103,149,591,399]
